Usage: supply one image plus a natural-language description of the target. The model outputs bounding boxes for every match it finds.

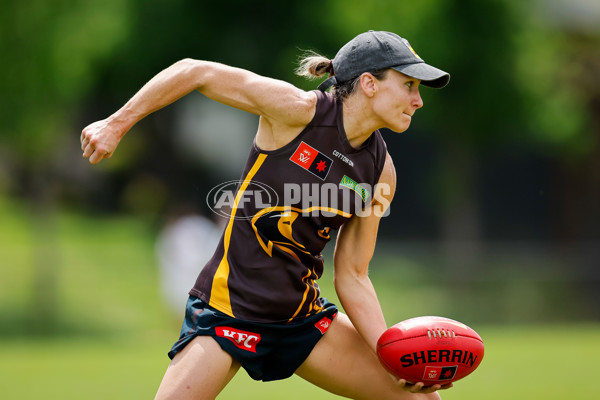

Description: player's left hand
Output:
[394,377,453,393]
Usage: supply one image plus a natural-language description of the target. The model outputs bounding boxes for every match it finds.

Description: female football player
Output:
[81,31,451,399]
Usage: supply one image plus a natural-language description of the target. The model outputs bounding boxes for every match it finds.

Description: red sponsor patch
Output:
[215,326,261,353]
[290,142,333,180]
[290,142,317,167]
[423,365,457,381]
[423,366,442,380]
[315,316,333,334]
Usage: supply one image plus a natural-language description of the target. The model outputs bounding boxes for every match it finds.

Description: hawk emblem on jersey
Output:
[251,206,350,262]
[251,209,310,262]
[290,142,333,180]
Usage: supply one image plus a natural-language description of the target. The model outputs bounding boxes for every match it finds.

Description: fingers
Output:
[81,124,114,164]
[89,150,107,165]
[396,379,452,394]
[83,143,95,158]
[399,380,425,393]
[82,142,112,164]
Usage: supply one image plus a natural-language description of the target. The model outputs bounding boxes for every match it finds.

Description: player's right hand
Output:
[81,119,123,164]
[393,377,453,394]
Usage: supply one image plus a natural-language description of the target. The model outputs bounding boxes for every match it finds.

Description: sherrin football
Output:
[377,316,484,385]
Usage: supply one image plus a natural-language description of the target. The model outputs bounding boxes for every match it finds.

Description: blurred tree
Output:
[321,0,592,270]
[0,0,133,334]
[1,0,597,332]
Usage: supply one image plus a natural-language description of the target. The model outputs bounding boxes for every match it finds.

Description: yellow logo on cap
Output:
[402,38,422,60]
[408,45,420,58]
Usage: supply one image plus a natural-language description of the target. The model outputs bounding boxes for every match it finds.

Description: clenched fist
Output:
[80,119,124,164]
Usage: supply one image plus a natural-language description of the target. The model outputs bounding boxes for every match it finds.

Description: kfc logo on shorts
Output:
[215,327,261,353]
[315,316,333,334]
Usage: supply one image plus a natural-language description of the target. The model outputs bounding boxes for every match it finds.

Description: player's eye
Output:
[406,81,414,88]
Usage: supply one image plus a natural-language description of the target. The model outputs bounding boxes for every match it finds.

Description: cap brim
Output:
[392,63,450,89]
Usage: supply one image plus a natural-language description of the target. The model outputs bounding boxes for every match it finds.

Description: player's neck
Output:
[342,96,380,149]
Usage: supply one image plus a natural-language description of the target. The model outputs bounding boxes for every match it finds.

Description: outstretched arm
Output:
[81,59,316,164]
[333,152,396,351]
[334,154,453,394]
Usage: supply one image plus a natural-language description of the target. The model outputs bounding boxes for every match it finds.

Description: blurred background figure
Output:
[156,205,222,314]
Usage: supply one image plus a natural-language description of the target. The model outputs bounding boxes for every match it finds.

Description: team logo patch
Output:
[402,38,422,60]
[290,142,333,180]
[315,315,333,334]
[215,327,261,353]
[423,365,457,381]
[339,175,370,202]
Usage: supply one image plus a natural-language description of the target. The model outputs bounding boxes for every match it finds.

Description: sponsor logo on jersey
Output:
[339,175,370,202]
[423,365,457,381]
[332,150,354,167]
[290,142,333,180]
[215,327,261,353]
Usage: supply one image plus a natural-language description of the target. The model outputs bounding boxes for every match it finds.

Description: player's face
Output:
[371,70,424,133]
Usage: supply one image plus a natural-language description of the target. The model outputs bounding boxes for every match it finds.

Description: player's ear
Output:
[359,73,377,97]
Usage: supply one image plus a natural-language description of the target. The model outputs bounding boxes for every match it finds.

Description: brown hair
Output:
[296,50,388,101]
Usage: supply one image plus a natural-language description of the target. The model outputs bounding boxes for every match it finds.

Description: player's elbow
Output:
[333,262,369,293]
[174,58,212,89]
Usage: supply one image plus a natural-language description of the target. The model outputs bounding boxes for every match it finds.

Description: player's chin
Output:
[388,122,410,134]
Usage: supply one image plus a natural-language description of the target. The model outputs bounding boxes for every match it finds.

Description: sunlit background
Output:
[1,0,599,399]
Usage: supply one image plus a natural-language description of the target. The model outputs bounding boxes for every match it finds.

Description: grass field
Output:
[1,199,598,399]
[1,325,599,399]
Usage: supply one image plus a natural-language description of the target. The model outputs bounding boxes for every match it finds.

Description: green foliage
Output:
[0,0,594,160]
[0,0,131,160]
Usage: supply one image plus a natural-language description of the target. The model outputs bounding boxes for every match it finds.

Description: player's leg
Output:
[155,335,241,400]
[295,313,441,400]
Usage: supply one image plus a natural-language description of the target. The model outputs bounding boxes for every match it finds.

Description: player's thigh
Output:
[295,313,440,400]
[155,335,241,400]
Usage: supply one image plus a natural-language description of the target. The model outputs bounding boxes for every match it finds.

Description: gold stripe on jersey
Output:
[209,153,268,316]
[288,267,314,322]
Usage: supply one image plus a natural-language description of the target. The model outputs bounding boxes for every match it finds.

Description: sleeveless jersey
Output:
[190,90,388,323]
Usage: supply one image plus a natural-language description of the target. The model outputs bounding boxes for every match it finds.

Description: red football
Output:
[377,316,484,385]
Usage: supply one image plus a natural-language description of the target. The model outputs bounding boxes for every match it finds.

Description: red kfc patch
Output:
[215,327,261,353]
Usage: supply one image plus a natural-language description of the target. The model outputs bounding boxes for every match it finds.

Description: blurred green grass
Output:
[1,326,598,399]
[1,197,598,399]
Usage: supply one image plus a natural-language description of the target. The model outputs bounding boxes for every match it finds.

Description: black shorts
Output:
[168,296,338,382]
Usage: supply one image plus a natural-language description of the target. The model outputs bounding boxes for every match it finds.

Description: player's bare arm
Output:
[333,152,396,352]
[81,59,317,164]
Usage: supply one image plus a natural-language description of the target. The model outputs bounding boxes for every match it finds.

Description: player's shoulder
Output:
[375,152,396,202]
[379,152,396,184]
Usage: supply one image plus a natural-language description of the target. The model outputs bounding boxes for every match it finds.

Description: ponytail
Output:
[295,50,333,79]
[295,50,389,101]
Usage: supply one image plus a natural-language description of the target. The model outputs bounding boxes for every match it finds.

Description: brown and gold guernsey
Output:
[191,90,388,323]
